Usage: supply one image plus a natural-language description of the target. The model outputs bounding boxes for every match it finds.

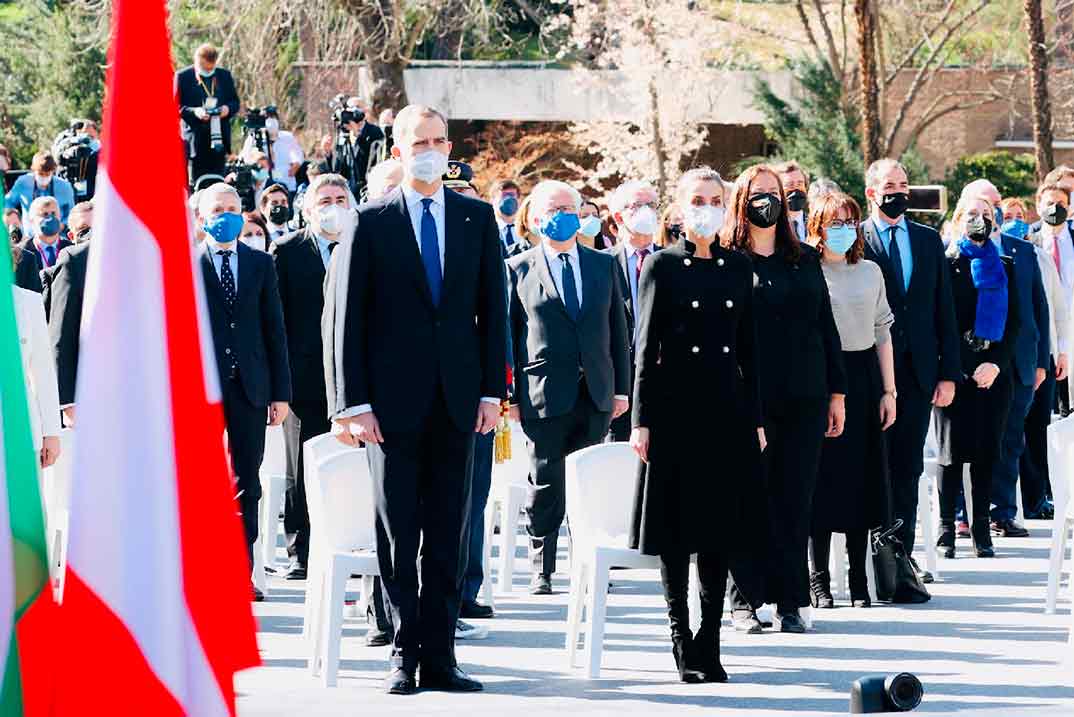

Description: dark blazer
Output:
[863,218,961,392]
[340,188,508,434]
[507,243,631,421]
[174,66,240,154]
[199,242,291,408]
[14,246,42,293]
[947,253,1021,377]
[271,229,329,405]
[17,236,73,291]
[48,242,89,406]
[999,233,1050,386]
[606,242,639,350]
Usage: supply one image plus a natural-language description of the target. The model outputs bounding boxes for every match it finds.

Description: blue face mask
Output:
[824,225,857,255]
[1001,218,1029,240]
[204,212,244,244]
[498,195,519,217]
[540,211,581,243]
[38,215,61,237]
[197,67,215,79]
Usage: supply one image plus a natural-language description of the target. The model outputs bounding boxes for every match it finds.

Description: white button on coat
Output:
[692,346,700,354]
[722,346,730,354]
[725,300,733,308]
[691,300,699,308]
[684,259,692,266]
[717,258,725,266]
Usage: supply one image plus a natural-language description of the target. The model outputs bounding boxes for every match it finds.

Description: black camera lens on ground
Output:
[850,673,923,713]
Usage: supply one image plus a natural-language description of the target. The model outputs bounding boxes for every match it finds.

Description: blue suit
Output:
[4,173,75,232]
[993,232,1051,522]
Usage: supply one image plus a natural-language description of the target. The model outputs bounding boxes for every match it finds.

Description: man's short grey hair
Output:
[28,196,58,218]
[392,104,449,145]
[807,177,843,205]
[609,179,659,215]
[302,173,355,213]
[960,178,1000,202]
[865,158,908,190]
[197,182,241,217]
[676,167,724,199]
[366,159,404,201]
[529,180,582,216]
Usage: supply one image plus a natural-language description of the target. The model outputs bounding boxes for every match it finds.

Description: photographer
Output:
[5,152,75,234]
[328,95,384,200]
[240,107,303,194]
[175,44,240,184]
[52,119,101,201]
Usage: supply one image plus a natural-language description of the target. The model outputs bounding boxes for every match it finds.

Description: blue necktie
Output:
[559,253,580,321]
[44,244,56,267]
[420,198,442,306]
[887,226,906,294]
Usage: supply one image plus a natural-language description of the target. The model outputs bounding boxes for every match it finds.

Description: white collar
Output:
[402,183,444,210]
[496,215,518,230]
[624,240,654,259]
[542,240,580,265]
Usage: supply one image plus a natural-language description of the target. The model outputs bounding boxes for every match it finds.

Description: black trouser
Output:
[729,397,827,614]
[1021,359,1055,514]
[809,529,869,597]
[281,399,329,568]
[222,377,266,570]
[522,379,611,579]
[366,388,475,672]
[189,135,227,184]
[660,551,727,659]
[887,357,935,555]
[939,462,993,543]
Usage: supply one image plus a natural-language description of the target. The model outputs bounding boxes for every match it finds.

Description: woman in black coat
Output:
[629,167,766,683]
[723,164,847,634]
[935,195,1020,559]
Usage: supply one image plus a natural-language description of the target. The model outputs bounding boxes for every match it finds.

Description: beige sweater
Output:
[821,259,894,352]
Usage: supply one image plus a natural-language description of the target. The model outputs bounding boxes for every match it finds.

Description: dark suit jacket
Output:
[507,244,631,421]
[48,242,89,406]
[271,229,329,405]
[199,242,291,409]
[340,188,508,434]
[174,66,240,154]
[999,233,1050,386]
[14,246,41,293]
[606,242,645,354]
[863,218,960,392]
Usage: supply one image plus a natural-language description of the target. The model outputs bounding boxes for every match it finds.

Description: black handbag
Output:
[871,520,931,604]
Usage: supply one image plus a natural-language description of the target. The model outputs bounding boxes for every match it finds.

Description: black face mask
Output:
[786,190,807,213]
[1041,203,1069,227]
[966,214,992,243]
[667,224,683,241]
[746,193,782,229]
[878,192,910,220]
[268,204,290,226]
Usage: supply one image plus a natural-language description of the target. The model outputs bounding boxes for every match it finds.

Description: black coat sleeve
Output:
[48,250,82,406]
[477,204,508,400]
[14,249,42,293]
[341,214,373,409]
[218,70,240,120]
[631,255,663,428]
[1030,253,1051,371]
[259,255,292,403]
[934,240,962,383]
[508,262,524,403]
[608,258,632,398]
[737,264,763,429]
[814,259,847,395]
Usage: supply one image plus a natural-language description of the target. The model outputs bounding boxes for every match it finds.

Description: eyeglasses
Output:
[625,201,658,212]
[826,221,858,230]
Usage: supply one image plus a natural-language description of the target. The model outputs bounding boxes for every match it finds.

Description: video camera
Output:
[53,120,98,200]
[223,159,258,212]
[329,94,364,130]
[243,105,277,133]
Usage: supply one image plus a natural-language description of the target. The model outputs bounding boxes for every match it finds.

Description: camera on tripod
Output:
[329,94,364,130]
[243,105,277,134]
[223,159,258,213]
[53,120,98,200]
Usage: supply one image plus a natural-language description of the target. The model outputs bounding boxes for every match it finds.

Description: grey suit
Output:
[507,242,631,578]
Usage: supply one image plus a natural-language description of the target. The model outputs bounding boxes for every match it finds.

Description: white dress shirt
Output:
[542,240,583,308]
[497,217,519,250]
[266,222,289,243]
[206,239,239,292]
[242,130,304,192]
[13,286,61,450]
[403,184,446,270]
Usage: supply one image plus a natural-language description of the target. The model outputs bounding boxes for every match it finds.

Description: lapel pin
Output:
[465,216,471,222]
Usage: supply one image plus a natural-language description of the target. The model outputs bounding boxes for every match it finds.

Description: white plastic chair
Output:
[1045,416,1074,616]
[301,432,361,640]
[489,421,529,594]
[304,448,379,687]
[43,429,76,600]
[563,442,658,678]
[256,425,289,574]
[919,458,940,579]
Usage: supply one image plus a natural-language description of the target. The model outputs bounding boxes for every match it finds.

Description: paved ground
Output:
[237,520,1073,716]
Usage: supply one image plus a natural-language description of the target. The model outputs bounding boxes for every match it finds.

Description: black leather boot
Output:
[971,521,995,558]
[661,555,704,683]
[847,531,871,607]
[809,570,835,609]
[691,554,728,683]
[937,522,956,559]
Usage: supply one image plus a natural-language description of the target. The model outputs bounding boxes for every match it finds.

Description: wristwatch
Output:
[883,388,898,399]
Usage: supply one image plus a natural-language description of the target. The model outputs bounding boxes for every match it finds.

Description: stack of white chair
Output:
[563,442,657,678]
[487,421,529,594]
[1044,416,1074,663]
[43,428,76,600]
[304,447,379,687]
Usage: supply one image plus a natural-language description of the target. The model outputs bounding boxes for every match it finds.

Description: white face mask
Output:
[34,174,52,189]
[240,233,267,252]
[407,150,449,184]
[265,118,280,135]
[625,205,658,236]
[317,204,347,235]
[684,205,725,238]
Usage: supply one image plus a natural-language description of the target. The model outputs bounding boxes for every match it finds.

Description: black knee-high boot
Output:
[846,529,871,607]
[692,551,729,683]
[660,554,705,683]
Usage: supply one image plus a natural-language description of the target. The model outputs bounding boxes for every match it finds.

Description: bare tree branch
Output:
[882,1,957,87]
[899,91,1004,155]
[794,0,826,65]
[810,0,844,80]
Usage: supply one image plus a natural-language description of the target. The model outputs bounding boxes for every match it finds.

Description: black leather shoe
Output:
[731,609,763,634]
[251,585,265,602]
[284,563,307,581]
[909,556,934,583]
[991,519,1030,538]
[776,611,806,634]
[529,575,553,595]
[384,667,416,695]
[365,627,393,647]
[937,524,956,559]
[460,600,495,619]
[419,665,483,692]
[851,596,872,608]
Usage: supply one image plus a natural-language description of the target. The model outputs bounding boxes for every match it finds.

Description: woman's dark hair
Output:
[720,163,800,262]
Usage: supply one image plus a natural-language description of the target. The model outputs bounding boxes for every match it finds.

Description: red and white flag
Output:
[54,1,259,714]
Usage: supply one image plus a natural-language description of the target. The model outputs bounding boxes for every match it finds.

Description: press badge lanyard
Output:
[196,74,217,100]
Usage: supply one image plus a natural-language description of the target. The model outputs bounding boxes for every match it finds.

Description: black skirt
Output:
[812,347,891,532]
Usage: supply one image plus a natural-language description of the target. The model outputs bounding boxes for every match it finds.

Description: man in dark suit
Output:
[962,180,1048,538]
[16,196,73,293]
[197,183,291,601]
[49,239,90,429]
[605,180,660,442]
[507,179,631,595]
[332,105,506,695]
[175,44,240,183]
[270,174,352,580]
[861,159,960,569]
